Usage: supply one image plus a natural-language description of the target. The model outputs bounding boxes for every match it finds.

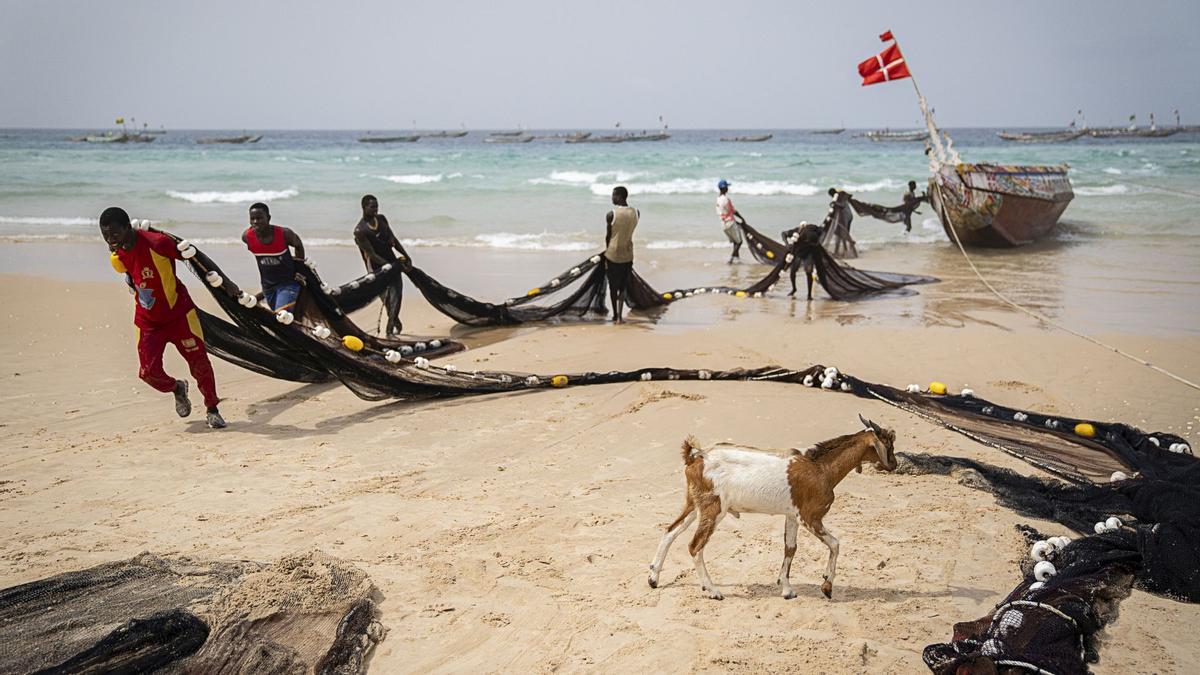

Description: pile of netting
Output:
[0,551,384,674]
[728,221,936,296]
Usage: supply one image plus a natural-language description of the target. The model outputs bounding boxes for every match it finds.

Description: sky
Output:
[2,0,1198,130]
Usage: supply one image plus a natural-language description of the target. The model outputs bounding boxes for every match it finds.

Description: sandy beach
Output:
[1,240,1197,672]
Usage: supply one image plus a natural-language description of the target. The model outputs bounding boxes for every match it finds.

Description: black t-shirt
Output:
[354,215,403,269]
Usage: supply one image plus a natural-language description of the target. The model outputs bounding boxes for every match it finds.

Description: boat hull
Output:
[929,163,1074,248]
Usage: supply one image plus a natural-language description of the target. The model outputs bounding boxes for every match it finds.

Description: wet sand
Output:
[0,240,1198,672]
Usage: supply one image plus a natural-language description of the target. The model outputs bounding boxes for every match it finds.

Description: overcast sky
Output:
[2,0,1198,129]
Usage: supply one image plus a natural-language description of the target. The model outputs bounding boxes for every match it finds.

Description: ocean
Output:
[1,128,1198,334]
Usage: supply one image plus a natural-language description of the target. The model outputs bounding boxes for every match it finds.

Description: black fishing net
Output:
[0,552,384,674]
[157,231,1197,673]
[849,196,921,224]
[907,449,1199,673]
[321,235,936,328]
[738,221,937,299]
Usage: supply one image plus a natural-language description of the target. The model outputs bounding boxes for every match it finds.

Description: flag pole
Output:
[891,33,957,169]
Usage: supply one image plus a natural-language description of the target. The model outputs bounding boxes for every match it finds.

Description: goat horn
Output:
[858,413,882,435]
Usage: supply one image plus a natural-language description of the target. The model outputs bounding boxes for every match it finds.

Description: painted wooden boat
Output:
[928,163,1074,247]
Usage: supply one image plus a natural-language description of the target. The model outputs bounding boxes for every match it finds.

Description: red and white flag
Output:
[858,31,911,86]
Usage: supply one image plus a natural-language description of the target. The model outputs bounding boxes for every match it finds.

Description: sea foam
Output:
[166,188,299,204]
[1075,185,1130,196]
[0,216,97,226]
[591,179,821,196]
[373,174,446,184]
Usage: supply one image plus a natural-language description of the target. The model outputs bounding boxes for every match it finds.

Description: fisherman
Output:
[823,187,858,258]
[242,202,306,314]
[604,185,639,324]
[353,194,408,336]
[900,180,928,233]
[784,222,825,300]
[98,207,226,429]
[715,179,743,263]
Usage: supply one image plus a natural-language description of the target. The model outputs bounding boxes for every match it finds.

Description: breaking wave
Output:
[166,188,299,204]
[1075,185,1131,196]
[372,174,447,184]
[591,179,821,196]
[528,170,646,186]
[0,215,97,226]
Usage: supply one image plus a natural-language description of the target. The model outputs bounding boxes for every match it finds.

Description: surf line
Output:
[932,182,1200,392]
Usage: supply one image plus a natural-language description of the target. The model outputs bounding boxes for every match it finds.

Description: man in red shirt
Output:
[99,207,226,428]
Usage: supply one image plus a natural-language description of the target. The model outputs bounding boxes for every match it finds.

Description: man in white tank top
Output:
[604,186,639,324]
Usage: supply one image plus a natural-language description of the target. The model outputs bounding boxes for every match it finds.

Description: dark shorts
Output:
[264,282,301,312]
[606,260,633,293]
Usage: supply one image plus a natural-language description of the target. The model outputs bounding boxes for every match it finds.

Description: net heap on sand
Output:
[100,230,1196,673]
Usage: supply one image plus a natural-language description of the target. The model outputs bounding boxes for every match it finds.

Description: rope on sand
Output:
[933,183,1200,392]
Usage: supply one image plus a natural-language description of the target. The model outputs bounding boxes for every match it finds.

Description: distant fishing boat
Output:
[864,129,929,142]
[997,129,1084,143]
[566,134,625,144]
[484,134,534,144]
[811,128,845,135]
[71,117,157,143]
[532,131,591,141]
[621,131,670,142]
[74,132,156,144]
[418,129,469,138]
[720,134,773,142]
[357,134,418,143]
[489,130,527,137]
[197,134,263,144]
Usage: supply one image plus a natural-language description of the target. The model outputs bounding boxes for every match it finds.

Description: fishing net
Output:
[849,197,914,224]
[907,449,1199,673]
[0,551,384,674]
[738,221,937,299]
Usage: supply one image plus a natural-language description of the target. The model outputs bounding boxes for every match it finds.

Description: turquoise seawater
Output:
[1,128,1198,252]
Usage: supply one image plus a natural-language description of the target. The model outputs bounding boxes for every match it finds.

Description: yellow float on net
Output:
[527,288,541,296]
[110,253,126,274]
[342,335,364,351]
[551,375,569,388]
[928,381,947,395]
[766,251,775,259]
[735,291,747,298]
[1074,423,1096,438]
[662,292,672,300]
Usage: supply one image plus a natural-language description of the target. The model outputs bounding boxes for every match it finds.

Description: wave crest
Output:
[166,188,299,204]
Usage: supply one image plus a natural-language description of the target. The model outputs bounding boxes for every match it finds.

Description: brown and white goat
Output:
[648,415,897,600]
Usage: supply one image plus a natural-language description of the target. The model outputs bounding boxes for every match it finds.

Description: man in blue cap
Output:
[715,179,743,263]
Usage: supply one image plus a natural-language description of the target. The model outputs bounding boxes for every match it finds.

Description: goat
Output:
[647,415,897,600]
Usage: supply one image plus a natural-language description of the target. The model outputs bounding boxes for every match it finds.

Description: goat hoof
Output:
[705,589,724,601]
[821,581,833,599]
[782,591,797,600]
[647,577,658,589]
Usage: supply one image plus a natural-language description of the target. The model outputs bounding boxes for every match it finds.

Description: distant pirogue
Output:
[88,231,1200,673]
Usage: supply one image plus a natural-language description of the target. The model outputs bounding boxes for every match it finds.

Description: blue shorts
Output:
[264,282,301,312]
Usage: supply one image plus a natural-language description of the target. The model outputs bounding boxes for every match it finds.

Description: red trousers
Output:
[137,309,220,409]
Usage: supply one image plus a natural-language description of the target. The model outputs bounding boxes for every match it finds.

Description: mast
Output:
[892,34,960,171]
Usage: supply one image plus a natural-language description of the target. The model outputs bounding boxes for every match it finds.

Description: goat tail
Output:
[681,435,703,466]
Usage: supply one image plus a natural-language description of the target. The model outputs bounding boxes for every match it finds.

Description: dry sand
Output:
[1,242,1198,673]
